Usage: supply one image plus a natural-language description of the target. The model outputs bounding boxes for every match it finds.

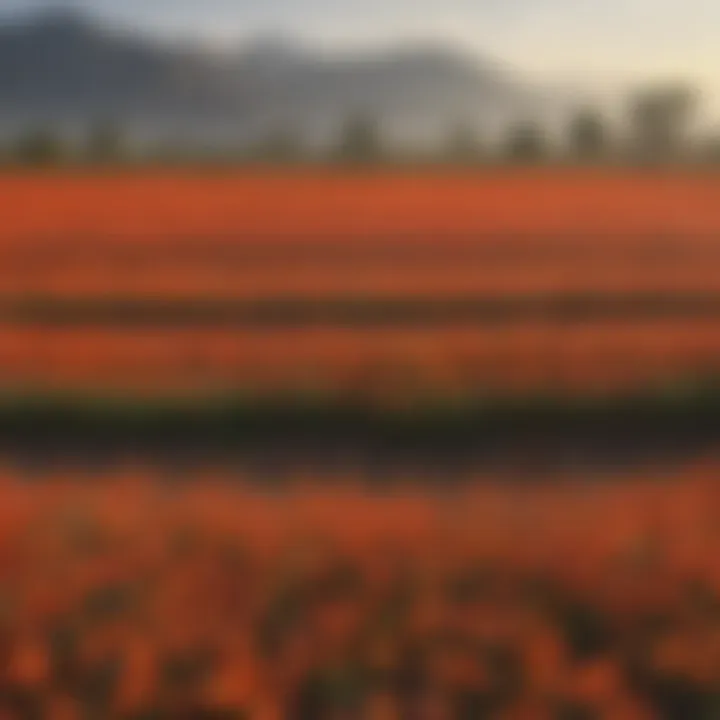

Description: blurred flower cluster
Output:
[0,471,719,718]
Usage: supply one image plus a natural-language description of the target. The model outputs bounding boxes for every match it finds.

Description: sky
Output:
[2,0,719,94]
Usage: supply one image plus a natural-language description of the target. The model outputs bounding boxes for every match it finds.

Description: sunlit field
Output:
[2,170,720,399]
[1,469,720,717]
[2,169,720,717]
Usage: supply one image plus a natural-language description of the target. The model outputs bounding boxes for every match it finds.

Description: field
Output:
[2,170,720,717]
[2,170,720,401]
[4,170,720,239]
[0,470,720,717]
[0,321,719,398]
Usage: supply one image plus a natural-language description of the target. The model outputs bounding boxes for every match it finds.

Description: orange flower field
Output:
[0,469,719,718]
[1,170,720,398]
[0,321,719,397]
[2,171,720,303]
[3,170,720,241]
[1,170,720,717]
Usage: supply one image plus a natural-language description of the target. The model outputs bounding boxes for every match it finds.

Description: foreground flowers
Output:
[0,469,718,717]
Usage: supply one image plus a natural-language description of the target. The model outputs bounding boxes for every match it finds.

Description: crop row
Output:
[3,171,720,242]
[5,265,720,302]
[0,321,718,396]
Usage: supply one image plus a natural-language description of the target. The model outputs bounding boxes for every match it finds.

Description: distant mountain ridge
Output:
[0,8,558,147]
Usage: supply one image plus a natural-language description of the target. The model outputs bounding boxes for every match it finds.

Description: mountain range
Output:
[0,9,566,148]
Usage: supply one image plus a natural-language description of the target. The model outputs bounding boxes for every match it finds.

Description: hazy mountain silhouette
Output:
[0,9,555,146]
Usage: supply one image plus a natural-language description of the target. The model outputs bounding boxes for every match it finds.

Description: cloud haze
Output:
[1,0,718,95]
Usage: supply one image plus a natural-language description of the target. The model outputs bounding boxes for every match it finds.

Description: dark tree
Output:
[503,120,547,163]
[627,84,699,162]
[86,120,125,163]
[333,115,384,164]
[567,108,608,161]
[250,128,304,164]
[13,128,68,165]
[700,132,720,164]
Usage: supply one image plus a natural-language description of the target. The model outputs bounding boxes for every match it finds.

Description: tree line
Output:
[3,83,720,167]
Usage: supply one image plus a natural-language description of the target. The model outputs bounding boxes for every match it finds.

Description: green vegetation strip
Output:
[6,294,720,326]
[1,381,719,444]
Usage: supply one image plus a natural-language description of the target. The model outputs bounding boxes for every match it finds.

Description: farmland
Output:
[0,321,719,397]
[3,170,720,240]
[0,471,719,717]
[2,172,720,306]
[1,170,720,408]
[1,170,720,716]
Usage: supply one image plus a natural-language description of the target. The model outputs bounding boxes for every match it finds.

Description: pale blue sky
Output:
[1,0,718,89]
